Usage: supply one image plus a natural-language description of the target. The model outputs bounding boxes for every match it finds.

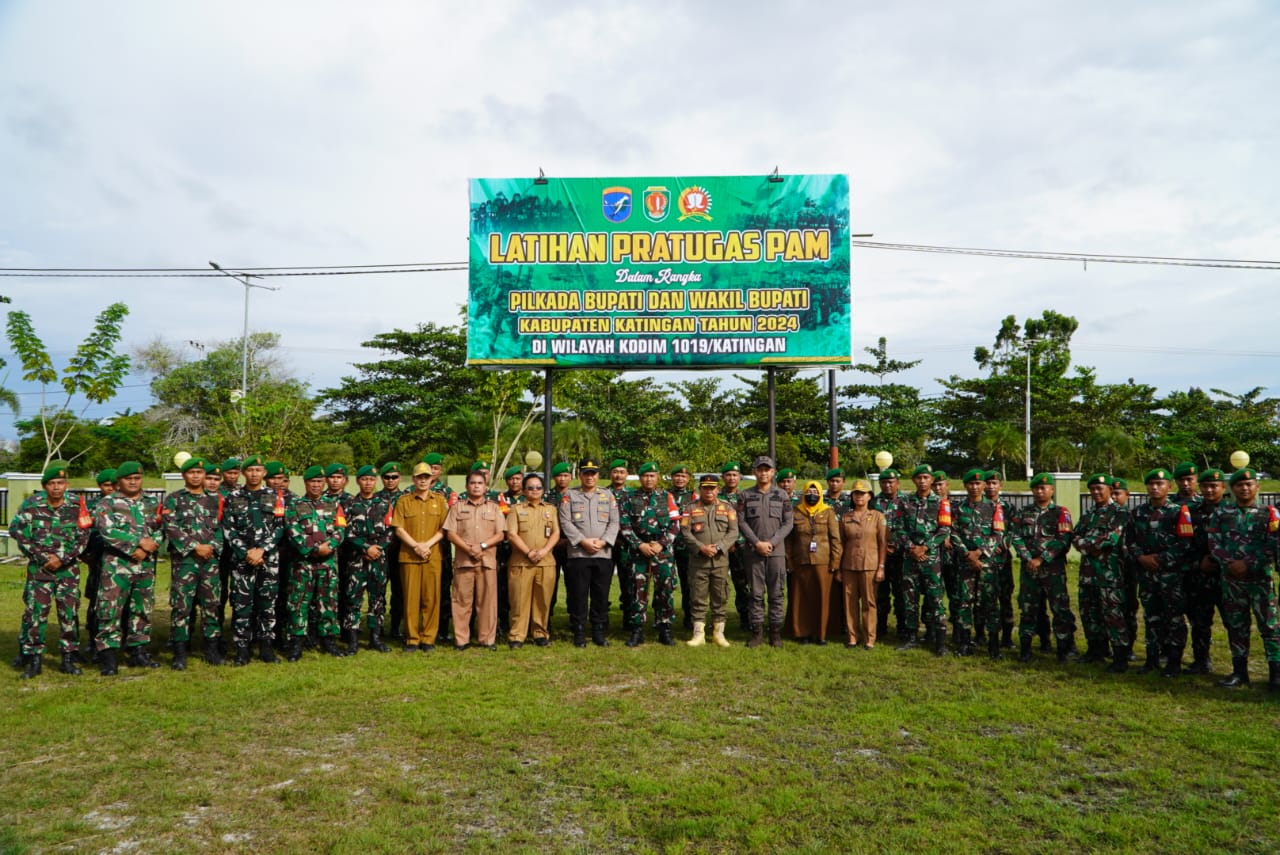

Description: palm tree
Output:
[1038,436,1082,473]
[977,422,1026,480]
[1086,427,1142,474]
[551,418,602,467]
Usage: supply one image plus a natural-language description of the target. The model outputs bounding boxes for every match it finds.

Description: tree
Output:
[840,337,931,469]
[5,302,131,469]
[1085,426,1142,474]
[554,371,680,461]
[976,422,1025,480]
[734,369,828,465]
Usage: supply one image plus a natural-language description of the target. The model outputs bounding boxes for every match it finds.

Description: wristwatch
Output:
[480,542,487,550]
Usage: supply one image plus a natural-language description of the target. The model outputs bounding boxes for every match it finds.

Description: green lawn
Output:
[2,560,1279,854]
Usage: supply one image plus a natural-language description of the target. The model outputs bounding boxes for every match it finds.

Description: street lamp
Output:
[208,261,279,415]
[1023,337,1038,479]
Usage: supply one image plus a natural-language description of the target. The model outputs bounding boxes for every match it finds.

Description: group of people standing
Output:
[8,451,1278,692]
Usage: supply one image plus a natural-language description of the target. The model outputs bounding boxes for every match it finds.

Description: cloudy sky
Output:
[1,0,1277,442]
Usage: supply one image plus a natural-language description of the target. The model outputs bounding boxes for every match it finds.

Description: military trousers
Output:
[688,560,730,624]
[20,563,80,655]
[976,552,1015,633]
[507,561,556,643]
[876,549,905,636]
[230,552,281,645]
[1138,567,1187,658]
[746,551,787,630]
[1221,574,1280,663]
[1017,562,1076,641]
[728,547,751,628]
[342,553,388,633]
[565,556,612,632]
[1184,564,1221,663]
[630,555,677,626]
[790,564,835,641]
[170,554,222,643]
[82,556,103,649]
[96,562,155,651]
[674,549,692,625]
[956,559,1001,636]
[452,566,497,647]
[900,555,946,636]
[289,557,339,638]
[1079,583,1128,647]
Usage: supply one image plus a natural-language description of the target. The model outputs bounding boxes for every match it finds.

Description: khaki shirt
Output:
[391,491,448,566]
[840,509,887,571]
[444,498,506,571]
[507,500,559,569]
[787,507,843,568]
[680,499,738,570]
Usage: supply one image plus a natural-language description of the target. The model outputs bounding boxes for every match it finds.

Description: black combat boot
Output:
[573,629,587,648]
[1056,636,1078,663]
[747,627,765,649]
[233,644,251,666]
[1105,644,1130,673]
[99,649,119,676]
[20,653,43,679]
[591,624,609,647]
[974,624,986,644]
[625,627,646,648]
[1218,657,1250,688]
[988,633,1002,661]
[11,649,25,670]
[1137,647,1160,675]
[769,624,784,648]
[1040,632,1052,653]
[1187,654,1211,675]
[1000,624,1014,649]
[320,636,342,657]
[344,628,360,657]
[286,638,303,662]
[171,642,188,671]
[1162,648,1184,678]
[128,647,160,669]
[60,652,82,676]
[1018,636,1034,662]
[205,638,225,666]
[955,629,972,657]
[896,632,920,651]
[657,624,675,646]
[933,627,949,657]
[1268,662,1280,693]
[259,640,279,664]
[369,630,390,653]
[1080,640,1108,664]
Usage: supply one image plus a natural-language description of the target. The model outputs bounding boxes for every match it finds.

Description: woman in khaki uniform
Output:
[505,473,559,647]
[838,480,887,649]
[786,480,843,644]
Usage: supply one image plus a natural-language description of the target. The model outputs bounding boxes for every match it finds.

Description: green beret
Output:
[302,464,325,480]
[264,461,284,477]
[1110,477,1128,491]
[96,468,117,485]
[550,462,571,477]
[470,461,487,472]
[503,465,523,479]
[1144,468,1171,483]
[1087,473,1111,488]
[983,470,1000,481]
[324,463,347,477]
[241,455,265,469]
[637,462,659,476]
[204,463,222,476]
[41,463,70,484]
[777,468,797,479]
[180,457,207,473]
[379,462,401,476]
[825,467,843,480]
[910,464,933,478]
[669,465,690,476]
[1029,473,1055,487]
[356,465,377,478]
[1229,468,1258,485]
[880,468,901,479]
[932,470,949,481]
[1199,468,1225,484]
[720,461,741,474]
[609,459,628,471]
[422,452,444,465]
[962,467,986,484]
[115,461,142,478]
[221,458,242,471]
[1172,462,1198,479]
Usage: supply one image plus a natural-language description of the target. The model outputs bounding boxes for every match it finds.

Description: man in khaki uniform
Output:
[505,472,559,647]
[444,471,507,650]
[391,463,447,651]
[682,473,740,647]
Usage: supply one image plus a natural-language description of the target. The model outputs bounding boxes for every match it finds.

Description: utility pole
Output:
[208,262,280,417]
[1024,337,1037,479]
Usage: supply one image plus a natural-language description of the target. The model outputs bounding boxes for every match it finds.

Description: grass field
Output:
[3,559,1280,854]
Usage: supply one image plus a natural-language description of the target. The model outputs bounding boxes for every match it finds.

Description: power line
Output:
[0,264,468,279]
[850,241,1280,270]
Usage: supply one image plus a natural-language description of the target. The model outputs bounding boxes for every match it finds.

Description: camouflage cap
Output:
[1143,468,1171,483]
[115,461,142,478]
[302,464,325,480]
[41,463,70,484]
[422,452,444,465]
[324,463,348,477]
[1029,473,1055,487]
[1172,461,1198,479]
[356,465,377,478]
[637,461,659,475]
[1228,467,1258,485]
[96,468,117,485]
[962,467,986,484]
[180,457,207,473]
[551,462,572,477]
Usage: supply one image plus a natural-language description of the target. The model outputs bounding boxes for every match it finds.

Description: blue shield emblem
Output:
[601,186,632,223]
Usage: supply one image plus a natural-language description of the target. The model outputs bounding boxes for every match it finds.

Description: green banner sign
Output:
[468,174,851,368]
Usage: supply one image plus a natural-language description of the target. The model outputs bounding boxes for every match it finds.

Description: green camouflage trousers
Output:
[901,557,947,635]
[20,564,80,654]
[169,554,222,643]
[1018,563,1076,641]
[1221,575,1280,663]
[230,553,280,645]
[288,557,340,638]
[95,563,155,651]
[342,554,388,632]
[1079,584,1128,647]
[954,560,1001,636]
[1137,568,1187,657]
[629,556,677,626]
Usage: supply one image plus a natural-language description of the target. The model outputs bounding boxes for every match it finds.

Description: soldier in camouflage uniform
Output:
[1125,467,1193,676]
[873,469,907,639]
[546,462,574,620]
[825,468,850,518]
[79,468,116,662]
[265,462,300,650]
[950,469,1003,658]
[892,465,951,655]
[94,460,163,675]
[223,455,290,665]
[777,468,798,506]
[719,461,752,630]
[1010,473,1077,663]
[1207,468,1280,691]
[983,472,1022,650]
[378,462,408,639]
[620,462,681,646]
[1187,467,1227,674]
[668,466,695,629]
[324,463,354,631]
[215,458,240,648]
[931,471,961,637]
[284,465,348,659]
[1109,477,1140,658]
[342,465,395,654]
[161,457,225,669]
[605,459,636,631]
[9,463,92,678]
[1075,475,1130,672]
